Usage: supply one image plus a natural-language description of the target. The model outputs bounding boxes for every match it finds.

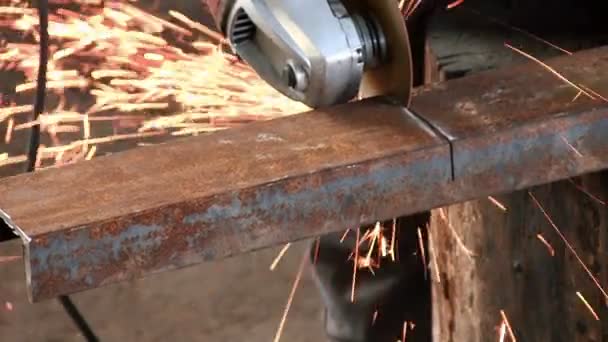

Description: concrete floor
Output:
[1,1,607,341]
[0,240,325,341]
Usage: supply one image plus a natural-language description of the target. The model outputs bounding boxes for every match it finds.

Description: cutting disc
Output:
[349,0,413,106]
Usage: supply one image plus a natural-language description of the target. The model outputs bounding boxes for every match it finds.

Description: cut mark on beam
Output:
[406,106,456,180]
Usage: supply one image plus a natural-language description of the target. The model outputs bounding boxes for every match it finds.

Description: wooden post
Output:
[430,172,608,341]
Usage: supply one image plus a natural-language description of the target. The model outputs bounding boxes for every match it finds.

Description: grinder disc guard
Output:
[351,0,413,106]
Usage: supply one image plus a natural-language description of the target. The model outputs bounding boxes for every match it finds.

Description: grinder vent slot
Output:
[231,9,256,44]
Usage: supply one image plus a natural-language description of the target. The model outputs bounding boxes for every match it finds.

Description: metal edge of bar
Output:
[0,209,31,243]
[20,102,608,301]
[1,47,608,301]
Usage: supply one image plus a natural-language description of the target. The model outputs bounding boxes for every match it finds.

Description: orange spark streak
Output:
[498,322,507,342]
[363,223,381,268]
[488,196,507,212]
[560,135,583,157]
[417,227,427,279]
[536,234,555,257]
[402,0,421,19]
[5,118,14,143]
[273,252,307,342]
[0,105,33,122]
[351,228,360,303]
[572,91,583,102]
[579,84,608,103]
[40,131,165,153]
[0,256,21,263]
[168,10,225,44]
[0,153,28,167]
[438,208,476,259]
[568,179,606,206]
[0,7,35,15]
[85,145,97,160]
[504,43,596,100]
[500,310,516,342]
[313,237,320,264]
[398,0,406,10]
[576,291,600,321]
[270,243,291,271]
[372,310,378,325]
[427,224,441,283]
[340,229,350,243]
[467,9,572,56]
[447,0,465,10]
[15,79,89,93]
[402,321,408,342]
[0,2,306,178]
[529,191,608,301]
[390,218,397,261]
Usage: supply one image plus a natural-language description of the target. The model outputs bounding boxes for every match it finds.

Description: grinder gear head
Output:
[205,0,413,108]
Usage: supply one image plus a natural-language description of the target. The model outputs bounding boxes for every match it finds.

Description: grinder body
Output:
[202,0,413,108]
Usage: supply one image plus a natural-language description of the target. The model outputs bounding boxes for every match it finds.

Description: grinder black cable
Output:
[27,1,99,341]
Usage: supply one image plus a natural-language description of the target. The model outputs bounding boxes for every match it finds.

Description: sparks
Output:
[572,90,584,102]
[417,227,427,279]
[273,252,307,342]
[1,1,307,172]
[467,9,572,56]
[270,243,291,271]
[529,191,608,302]
[536,234,555,257]
[85,145,97,160]
[0,255,21,263]
[560,135,583,158]
[313,237,321,264]
[0,153,28,168]
[579,83,608,103]
[568,179,606,206]
[351,228,360,303]
[340,229,350,243]
[447,0,465,10]
[402,321,408,342]
[576,291,600,321]
[402,0,422,19]
[488,196,507,211]
[4,117,14,143]
[390,218,397,261]
[504,43,598,101]
[500,310,516,342]
[498,321,507,342]
[427,223,441,283]
[438,208,476,260]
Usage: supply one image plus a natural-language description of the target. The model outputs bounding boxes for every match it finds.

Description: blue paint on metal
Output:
[28,151,451,299]
[453,115,608,188]
[182,153,451,229]
[29,224,164,288]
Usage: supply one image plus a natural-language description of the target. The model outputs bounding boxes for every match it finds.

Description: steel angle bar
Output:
[1,46,608,301]
[0,99,452,301]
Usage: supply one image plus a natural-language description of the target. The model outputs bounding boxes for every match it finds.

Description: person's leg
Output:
[311,214,431,342]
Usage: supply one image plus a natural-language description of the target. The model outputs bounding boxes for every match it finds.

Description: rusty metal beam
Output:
[1,46,608,302]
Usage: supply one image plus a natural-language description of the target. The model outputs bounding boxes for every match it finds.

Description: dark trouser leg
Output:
[311,214,431,342]
[310,7,437,342]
